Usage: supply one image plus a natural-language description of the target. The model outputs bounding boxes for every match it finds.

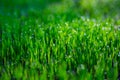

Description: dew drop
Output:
[118,52,120,57]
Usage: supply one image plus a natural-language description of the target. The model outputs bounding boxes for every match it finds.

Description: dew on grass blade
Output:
[81,16,85,21]
[38,24,41,28]
[118,26,120,31]
[29,29,32,32]
[108,27,111,30]
[58,31,62,33]
[80,64,85,70]
[106,22,108,25]
[118,52,120,57]
[72,29,77,34]
[99,47,101,50]
[102,27,106,30]
[97,37,99,40]
[106,45,109,48]
[53,43,55,47]
[84,33,86,36]
[114,25,120,31]
[102,27,111,31]
[65,22,68,26]
[106,32,108,34]
[87,18,90,22]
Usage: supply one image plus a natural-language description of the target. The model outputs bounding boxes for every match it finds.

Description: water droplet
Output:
[118,52,120,57]
[106,22,108,25]
[106,32,108,34]
[58,31,62,33]
[118,26,120,31]
[38,24,41,28]
[87,18,90,21]
[29,29,32,32]
[80,64,85,70]
[72,20,75,23]
[108,28,111,30]
[97,37,99,40]
[102,27,106,30]
[53,43,55,47]
[65,22,68,26]
[106,45,109,48]
[84,33,86,36]
[81,16,85,21]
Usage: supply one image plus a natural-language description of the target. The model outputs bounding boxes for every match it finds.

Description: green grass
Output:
[0,0,120,80]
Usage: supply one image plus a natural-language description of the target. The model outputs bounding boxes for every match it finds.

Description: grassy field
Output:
[0,0,120,80]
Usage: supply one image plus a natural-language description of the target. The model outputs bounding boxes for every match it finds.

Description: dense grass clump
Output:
[0,0,120,80]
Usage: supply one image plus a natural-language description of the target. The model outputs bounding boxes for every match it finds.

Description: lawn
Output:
[0,0,120,80]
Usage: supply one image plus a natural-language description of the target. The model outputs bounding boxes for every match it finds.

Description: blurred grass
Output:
[0,0,120,18]
[0,0,120,80]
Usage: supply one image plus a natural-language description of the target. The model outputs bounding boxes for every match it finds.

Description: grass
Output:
[0,0,120,80]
